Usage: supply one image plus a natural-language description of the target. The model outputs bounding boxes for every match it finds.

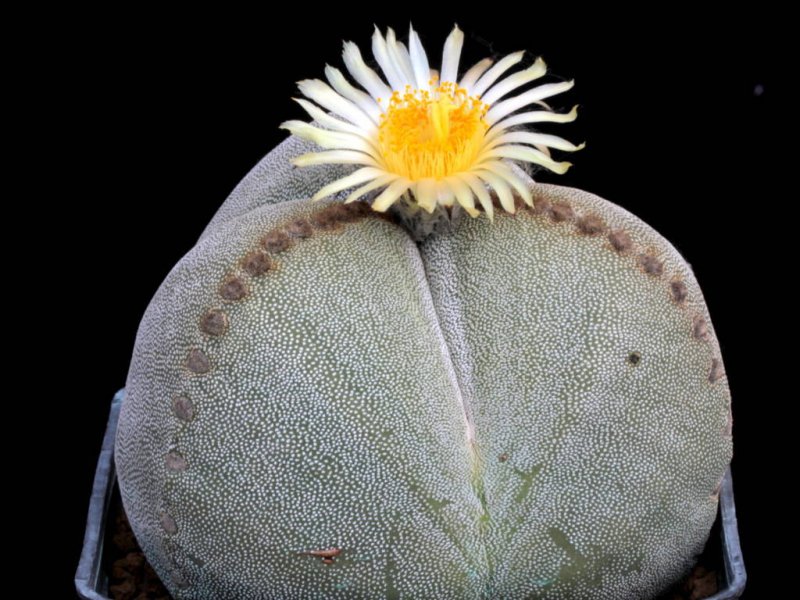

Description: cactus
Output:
[116,27,732,599]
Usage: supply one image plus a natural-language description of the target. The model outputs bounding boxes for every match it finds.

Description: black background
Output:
[55,8,782,598]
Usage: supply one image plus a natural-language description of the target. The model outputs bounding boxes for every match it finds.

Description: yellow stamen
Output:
[378,83,488,180]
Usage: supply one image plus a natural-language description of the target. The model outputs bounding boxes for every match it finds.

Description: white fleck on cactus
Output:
[116,27,732,599]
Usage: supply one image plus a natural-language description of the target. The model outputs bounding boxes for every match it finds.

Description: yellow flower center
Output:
[378,81,488,180]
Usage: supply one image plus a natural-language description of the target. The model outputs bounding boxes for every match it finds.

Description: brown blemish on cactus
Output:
[670,279,688,304]
[186,348,211,374]
[330,203,361,223]
[576,214,606,235]
[286,218,313,238]
[709,358,724,383]
[724,410,733,437]
[309,209,337,230]
[172,395,195,422]
[298,548,342,559]
[298,548,342,565]
[159,511,178,535]
[200,308,229,337]
[309,203,372,230]
[311,205,352,230]
[639,253,664,277]
[627,352,642,366]
[219,275,249,301]
[531,197,551,216]
[608,229,632,253]
[693,315,709,341]
[241,250,273,277]
[166,450,188,472]
[262,230,293,253]
[498,453,509,463]
[550,202,574,222]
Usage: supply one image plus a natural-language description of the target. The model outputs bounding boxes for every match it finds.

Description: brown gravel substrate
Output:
[105,497,720,599]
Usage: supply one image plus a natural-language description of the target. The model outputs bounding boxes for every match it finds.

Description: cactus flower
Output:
[281,26,582,219]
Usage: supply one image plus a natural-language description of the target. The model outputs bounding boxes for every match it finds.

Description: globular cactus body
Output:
[116,136,732,599]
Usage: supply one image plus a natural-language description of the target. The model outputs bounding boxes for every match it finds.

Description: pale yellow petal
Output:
[485,80,575,125]
[471,51,525,97]
[293,150,379,168]
[445,175,480,217]
[344,175,396,203]
[342,41,392,100]
[490,105,579,133]
[457,173,494,221]
[414,178,438,213]
[459,58,493,91]
[280,121,381,159]
[311,167,387,201]
[292,98,367,137]
[486,131,585,153]
[436,180,456,207]
[484,144,573,174]
[480,58,547,106]
[408,25,432,90]
[372,27,406,90]
[324,66,381,123]
[479,161,533,207]
[440,25,464,84]
[476,170,515,213]
[372,178,411,212]
[297,79,376,132]
[385,28,415,86]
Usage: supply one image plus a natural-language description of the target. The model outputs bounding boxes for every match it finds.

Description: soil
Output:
[105,497,720,600]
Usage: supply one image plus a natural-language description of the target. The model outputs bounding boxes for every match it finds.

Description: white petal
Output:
[372,27,406,90]
[280,121,381,158]
[444,175,480,217]
[312,167,387,201]
[437,180,456,207]
[342,41,392,100]
[480,57,546,106]
[297,79,376,132]
[325,66,382,123]
[292,99,368,137]
[408,26,432,90]
[471,51,525,97]
[345,175,396,203]
[440,25,464,84]
[475,169,515,213]
[486,131,585,153]
[385,28,415,86]
[413,178,438,213]
[459,58,493,91]
[372,178,411,212]
[293,150,379,168]
[479,160,533,207]
[484,144,572,174]
[485,80,575,125]
[395,42,416,81]
[457,173,494,221]
[492,105,579,130]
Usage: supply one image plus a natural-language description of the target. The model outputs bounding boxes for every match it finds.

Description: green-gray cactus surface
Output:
[116,136,732,599]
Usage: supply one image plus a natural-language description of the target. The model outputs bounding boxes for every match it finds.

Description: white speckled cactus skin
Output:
[116,135,732,599]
